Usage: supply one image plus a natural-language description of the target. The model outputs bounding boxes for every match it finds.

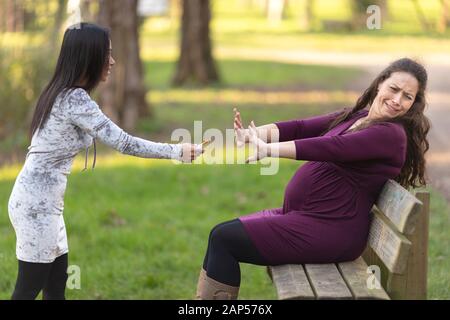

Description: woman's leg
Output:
[43,253,68,300]
[202,219,237,271]
[11,254,68,300]
[205,219,268,287]
[11,260,52,300]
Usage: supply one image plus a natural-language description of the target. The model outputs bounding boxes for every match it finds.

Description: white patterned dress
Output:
[8,88,183,263]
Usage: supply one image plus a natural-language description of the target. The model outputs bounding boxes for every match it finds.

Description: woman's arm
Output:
[291,123,406,163]
[234,108,279,144]
[66,89,201,162]
[245,122,296,162]
[234,108,345,147]
[274,110,345,142]
[246,121,407,164]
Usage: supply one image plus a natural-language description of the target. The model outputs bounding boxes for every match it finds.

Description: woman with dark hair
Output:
[196,58,430,299]
[8,23,202,300]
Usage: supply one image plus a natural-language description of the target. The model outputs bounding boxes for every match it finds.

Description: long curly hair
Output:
[326,58,430,189]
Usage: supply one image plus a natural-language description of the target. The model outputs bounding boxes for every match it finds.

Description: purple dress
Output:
[239,109,407,265]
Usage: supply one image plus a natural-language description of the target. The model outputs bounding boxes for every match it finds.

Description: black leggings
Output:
[11,253,68,300]
[203,219,268,287]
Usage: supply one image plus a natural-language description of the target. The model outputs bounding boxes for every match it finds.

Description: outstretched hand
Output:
[181,143,204,163]
[233,107,248,148]
[246,121,269,163]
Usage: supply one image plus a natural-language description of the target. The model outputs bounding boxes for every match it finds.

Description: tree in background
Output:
[98,0,150,131]
[439,0,449,33]
[0,0,67,153]
[266,0,287,23]
[0,0,67,33]
[411,0,431,32]
[351,0,387,31]
[299,0,314,31]
[0,0,24,32]
[80,0,98,22]
[172,0,219,86]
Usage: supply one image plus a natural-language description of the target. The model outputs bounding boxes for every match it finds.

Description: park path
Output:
[220,48,450,203]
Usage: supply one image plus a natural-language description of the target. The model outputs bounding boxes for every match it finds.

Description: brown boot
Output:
[197,272,239,300]
[195,268,207,299]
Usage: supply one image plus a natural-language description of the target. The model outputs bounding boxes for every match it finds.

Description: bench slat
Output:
[304,264,353,299]
[368,210,412,274]
[269,264,315,300]
[338,257,390,300]
[376,179,423,235]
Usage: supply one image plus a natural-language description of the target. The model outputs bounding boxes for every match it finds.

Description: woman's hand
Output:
[246,121,269,163]
[234,107,249,148]
[181,143,203,163]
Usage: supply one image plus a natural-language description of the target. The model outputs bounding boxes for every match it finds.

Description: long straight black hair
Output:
[30,23,110,137]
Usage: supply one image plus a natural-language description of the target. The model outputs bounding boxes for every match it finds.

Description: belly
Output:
[283,161,358,214]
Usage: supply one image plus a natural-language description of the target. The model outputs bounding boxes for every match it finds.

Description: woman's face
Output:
[369,71,419,119]
[101,41,115,82]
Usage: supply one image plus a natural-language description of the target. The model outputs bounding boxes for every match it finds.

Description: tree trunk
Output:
[351,0,387,31]
[0,1,4,32]
[438,0,449,33]
[5,0,24,32]
[299,0,314,31]
[411,0,430,32]
[6,0,14,31]
[267,0,286,22]
[51,0,67,49]
[172,0,219,86]
[80,0,96,22]
[98,0,150,132]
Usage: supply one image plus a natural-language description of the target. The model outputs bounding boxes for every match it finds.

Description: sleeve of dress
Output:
[293,122,407,164]
[274,109,345,142]
[65,88,182,160]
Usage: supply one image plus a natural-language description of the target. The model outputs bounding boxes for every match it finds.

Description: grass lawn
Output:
[0,156,448,299]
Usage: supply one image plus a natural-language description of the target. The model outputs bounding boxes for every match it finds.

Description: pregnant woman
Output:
[8,23,202,300]
[196,58,430,299]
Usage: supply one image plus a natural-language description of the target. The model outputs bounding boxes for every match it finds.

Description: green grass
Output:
[0,160,287,299]
[144,59,364,90]
[428,190,450,299]
[0,159,448,299]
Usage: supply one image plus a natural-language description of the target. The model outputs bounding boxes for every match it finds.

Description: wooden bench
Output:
[268,179,430,300]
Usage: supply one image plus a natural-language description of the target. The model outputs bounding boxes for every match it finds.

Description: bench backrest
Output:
[363,179,430,299]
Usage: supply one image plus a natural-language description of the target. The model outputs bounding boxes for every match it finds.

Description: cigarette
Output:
[201,139,212,146]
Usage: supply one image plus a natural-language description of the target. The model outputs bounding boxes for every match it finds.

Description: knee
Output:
[208,222,224,243]
[209,223,230,249]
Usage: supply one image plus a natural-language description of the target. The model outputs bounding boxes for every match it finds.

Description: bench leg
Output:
[390,191,429,299]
